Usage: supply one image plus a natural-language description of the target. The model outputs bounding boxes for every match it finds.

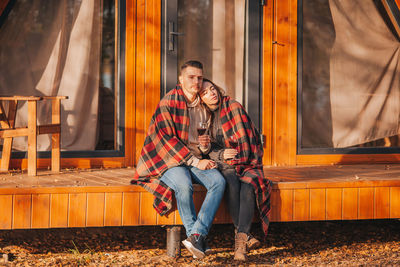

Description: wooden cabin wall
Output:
[263,0,298,166]
[126,0,161,166]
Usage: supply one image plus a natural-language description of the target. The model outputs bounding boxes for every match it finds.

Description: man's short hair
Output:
[180,60,203,74]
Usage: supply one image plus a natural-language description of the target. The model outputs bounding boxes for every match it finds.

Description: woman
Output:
[198,79,272,261]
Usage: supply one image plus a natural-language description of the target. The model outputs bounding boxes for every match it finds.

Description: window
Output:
[0,0,124,157]
[299,0,400,154]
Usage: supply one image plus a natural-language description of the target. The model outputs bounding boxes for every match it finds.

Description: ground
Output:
[1,219,400,266]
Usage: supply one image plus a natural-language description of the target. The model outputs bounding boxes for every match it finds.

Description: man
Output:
[131,60,226,259]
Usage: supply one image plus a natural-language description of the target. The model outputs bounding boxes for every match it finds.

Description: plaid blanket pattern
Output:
[131,86,193,215]
[220,96,272,235]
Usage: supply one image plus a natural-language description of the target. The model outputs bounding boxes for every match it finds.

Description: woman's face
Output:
[200,81,219,106]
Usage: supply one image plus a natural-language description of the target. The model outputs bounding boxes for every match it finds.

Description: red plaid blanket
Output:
[131,86,193,215]
[219,96,272,235]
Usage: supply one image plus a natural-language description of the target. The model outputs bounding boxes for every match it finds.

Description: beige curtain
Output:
[330,0,400,147]
[0,0,101,151]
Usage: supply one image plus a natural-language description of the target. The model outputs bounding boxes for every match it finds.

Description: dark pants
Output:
[221,168,255,234]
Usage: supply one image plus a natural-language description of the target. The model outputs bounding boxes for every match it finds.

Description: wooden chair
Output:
[0,96,68,176]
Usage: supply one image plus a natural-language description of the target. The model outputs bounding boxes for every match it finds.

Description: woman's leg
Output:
[237,181,256,234]
[221,168,240,229]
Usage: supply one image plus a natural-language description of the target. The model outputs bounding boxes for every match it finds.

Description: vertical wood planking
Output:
[50,194,68,228]
[51,99,61,172]
[270,189,280,222]
[390,187,400,218]
[279,189,293,221]
[343,188,358,220]
[213,197,230,223]
[145,0,161,144]
[175,207,183,225]
[132,0,161,165]
[105,192,122,226]
[0,195,13,229]
[310,188,326,220]
[68,193,87,227]
[140,192,157,225]
[87,193,105,227]
[122,192,140,226]
[13,194,32,229]
[293,189,309,221]
[193,191,206,214]
[31,194,50,228]
[375,187,390,218]
[27,101,37,176]
[272,0,298,166]
[157,211,175,225]
[326,188,342,220]
[359,187,374,219]
[135,0,147,164]
[125,0,135,166]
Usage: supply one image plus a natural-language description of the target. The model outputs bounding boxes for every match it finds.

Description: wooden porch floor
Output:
[1,164,400,230]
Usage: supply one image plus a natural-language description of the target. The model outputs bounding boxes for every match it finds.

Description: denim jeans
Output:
[221,168,255,234]
[160,166,226,237]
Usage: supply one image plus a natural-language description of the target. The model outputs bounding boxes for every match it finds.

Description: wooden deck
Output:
[1,164,400,230]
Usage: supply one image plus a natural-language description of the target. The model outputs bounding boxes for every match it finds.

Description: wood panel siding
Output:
[1,165,400,229]
[129,0,161,166]
[270,0,297,166]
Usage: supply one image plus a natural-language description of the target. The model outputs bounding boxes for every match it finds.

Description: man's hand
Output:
[198,134,211,148]
[223,149,238,160]
[197,159,217,170]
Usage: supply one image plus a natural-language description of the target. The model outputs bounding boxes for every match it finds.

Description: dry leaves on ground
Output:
[1,219,400,266]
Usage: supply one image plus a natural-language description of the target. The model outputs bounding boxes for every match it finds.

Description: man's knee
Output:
[211,174,226,191]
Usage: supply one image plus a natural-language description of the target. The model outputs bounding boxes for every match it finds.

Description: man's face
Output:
[179,66,203,96]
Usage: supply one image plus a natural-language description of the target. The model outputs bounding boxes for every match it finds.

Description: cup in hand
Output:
[197,122,208,136]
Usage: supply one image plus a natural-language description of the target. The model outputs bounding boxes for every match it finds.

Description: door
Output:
[161,0,263,130]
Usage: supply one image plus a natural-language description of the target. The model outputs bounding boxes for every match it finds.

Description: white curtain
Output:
[0,0,101,151]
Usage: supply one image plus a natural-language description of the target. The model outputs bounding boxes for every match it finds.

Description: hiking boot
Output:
[234,232,248,261]
[247,233,261,251]
[234,229,260,251]
[182,234,205,259]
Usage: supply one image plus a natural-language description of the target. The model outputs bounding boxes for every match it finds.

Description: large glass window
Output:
[0,0,122,155]
[299,0,400,153]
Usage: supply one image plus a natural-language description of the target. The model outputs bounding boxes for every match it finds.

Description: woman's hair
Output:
[201,79,226,136]
[202,78,226,106]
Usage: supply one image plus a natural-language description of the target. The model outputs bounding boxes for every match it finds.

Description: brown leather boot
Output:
[234,232,248,261]
[247,233,261,251]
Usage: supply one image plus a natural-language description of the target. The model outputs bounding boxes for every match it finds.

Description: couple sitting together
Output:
[131,60,272,261]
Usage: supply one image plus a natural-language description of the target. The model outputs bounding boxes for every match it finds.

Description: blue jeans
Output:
[160,166,226,237]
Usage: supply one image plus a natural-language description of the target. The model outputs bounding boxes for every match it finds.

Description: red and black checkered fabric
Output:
[219,96,272,235]
[131,86,193,215]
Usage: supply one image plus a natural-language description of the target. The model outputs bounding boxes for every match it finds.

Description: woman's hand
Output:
[198,134,211,148]
[197,159,217,170]
[223,148,238,160]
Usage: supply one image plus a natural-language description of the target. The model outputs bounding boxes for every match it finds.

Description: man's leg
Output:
[160,166,197,236]
[189,167,226,236]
